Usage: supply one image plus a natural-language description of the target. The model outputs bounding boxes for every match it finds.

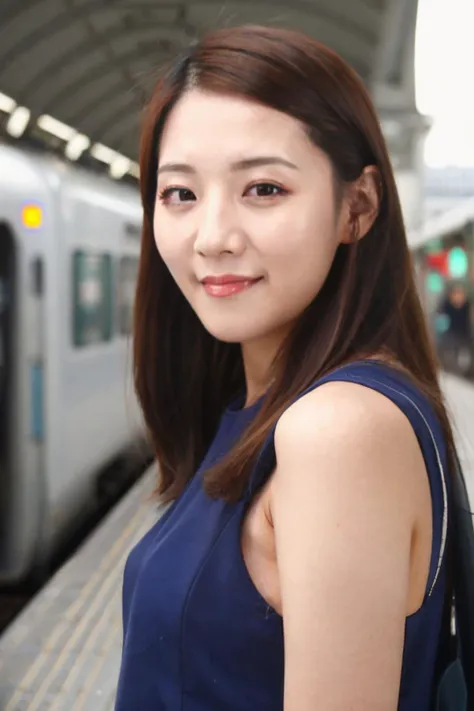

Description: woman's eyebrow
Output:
[230,156,299,171]
[157,162,196,175]
[157,155,299,175]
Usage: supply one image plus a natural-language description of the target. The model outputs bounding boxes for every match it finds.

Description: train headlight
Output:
[22,203,43,229]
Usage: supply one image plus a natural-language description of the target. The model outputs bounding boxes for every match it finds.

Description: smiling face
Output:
[154,89,348,346]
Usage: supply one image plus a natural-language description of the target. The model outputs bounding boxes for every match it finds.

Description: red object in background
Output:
[426,251,448,275]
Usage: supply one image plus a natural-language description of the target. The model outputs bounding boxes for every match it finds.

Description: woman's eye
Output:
[246,183,287,198]
[158,187,196,205]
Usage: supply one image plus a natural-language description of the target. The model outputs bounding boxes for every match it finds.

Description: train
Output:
[409,198,474,379]
[0,141,147,586]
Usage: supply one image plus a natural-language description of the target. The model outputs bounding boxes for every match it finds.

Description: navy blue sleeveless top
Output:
[115,361,449,710]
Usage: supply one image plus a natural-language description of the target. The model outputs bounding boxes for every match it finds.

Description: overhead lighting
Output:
[110,155,131,179]
[65,133,90,161]
[90,142,118,165]
[0,91,16,114]
[128,161,140,179]
[7,106,31,138]
[37,114,76,142]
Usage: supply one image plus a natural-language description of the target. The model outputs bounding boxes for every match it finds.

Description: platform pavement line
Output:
[16,550,127,711]
[46,587,121,711]
[62,515,144,625]
[16,510,156,711]
[4,506,145,659]
[4,506,152,711]
[20,517,149,711]
[71,620,121,711]
[5,514,137,694]
[4,479,155,655]
[46,550,133,707]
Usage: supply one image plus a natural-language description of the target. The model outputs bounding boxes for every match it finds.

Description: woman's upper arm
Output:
[271,381,422,711]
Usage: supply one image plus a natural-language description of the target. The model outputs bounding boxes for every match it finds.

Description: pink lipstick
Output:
[201,274,262,298]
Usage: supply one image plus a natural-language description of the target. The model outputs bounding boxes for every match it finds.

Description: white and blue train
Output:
[0,142,146,585]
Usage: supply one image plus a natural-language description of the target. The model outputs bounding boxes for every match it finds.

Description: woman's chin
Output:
[199,316,264,345]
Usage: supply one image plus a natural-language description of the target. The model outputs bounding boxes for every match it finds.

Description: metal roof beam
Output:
[1,0,379,72]
[371,0,418,89]
[0,0,392,163]
[11,18,374,123]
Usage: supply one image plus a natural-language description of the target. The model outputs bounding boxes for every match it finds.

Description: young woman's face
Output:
[154,89,347,345]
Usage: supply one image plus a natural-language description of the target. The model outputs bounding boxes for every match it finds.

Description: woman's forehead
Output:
[158,90,322,173]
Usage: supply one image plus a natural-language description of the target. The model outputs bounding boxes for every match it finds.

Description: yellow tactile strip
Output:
[0,469,162,711]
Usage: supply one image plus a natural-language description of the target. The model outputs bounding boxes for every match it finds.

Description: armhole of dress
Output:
[378,380,448,597]
[342,376,448,597]
[318,372,449,599]
[247,369,449,598]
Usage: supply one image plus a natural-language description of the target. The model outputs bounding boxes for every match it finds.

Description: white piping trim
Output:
[348,376,448,598]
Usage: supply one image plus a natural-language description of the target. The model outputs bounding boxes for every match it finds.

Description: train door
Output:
[0,223,15,545]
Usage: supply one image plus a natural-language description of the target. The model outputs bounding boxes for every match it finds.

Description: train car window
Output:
[31,257,43,296]
[117,256,139,335]
[72,251,113,347]
[417,221,474,379]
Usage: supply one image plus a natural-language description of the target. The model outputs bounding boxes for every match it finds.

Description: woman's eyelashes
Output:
[157,182,290,206]
[158,186,195,204]
[245,182,289,199]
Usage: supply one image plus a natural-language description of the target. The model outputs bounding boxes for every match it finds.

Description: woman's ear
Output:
[339,165,381,245]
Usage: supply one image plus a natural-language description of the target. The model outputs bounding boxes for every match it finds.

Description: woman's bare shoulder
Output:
[269,379,427,710]
[275,378,415,460]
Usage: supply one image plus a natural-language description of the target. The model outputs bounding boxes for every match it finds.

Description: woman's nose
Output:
[193,198,246,257]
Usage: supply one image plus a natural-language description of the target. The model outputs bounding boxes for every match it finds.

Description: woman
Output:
[115,25,454,711]
[437,283,472,376]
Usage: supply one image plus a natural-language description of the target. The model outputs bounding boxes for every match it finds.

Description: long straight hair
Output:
[134,25,455,502]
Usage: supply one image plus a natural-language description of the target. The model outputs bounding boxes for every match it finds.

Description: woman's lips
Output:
[200,275,263,298]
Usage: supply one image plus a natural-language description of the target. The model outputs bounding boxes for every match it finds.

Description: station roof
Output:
[0,0,413,170]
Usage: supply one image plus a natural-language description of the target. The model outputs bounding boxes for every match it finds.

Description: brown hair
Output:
[134,25,454,502]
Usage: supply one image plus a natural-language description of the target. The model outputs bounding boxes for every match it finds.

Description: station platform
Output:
[441,372,474,504]
[0,470,163,711]
[0,372,473,711]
